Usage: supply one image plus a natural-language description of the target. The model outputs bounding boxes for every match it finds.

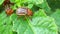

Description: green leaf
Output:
[0,12,7,25]
[28,4,33,9]
[12,16,58,34]
[37,0,51,12]
[29,17,57,34]
[33,9,47,17]
[10,13,18,21]
[28,0,44,4]
[0,12,13,34]
[0,0,4,5]
[10,0,15,3]
[51,9,60,32]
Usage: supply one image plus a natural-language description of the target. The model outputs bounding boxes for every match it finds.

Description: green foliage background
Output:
[0,0,60,34]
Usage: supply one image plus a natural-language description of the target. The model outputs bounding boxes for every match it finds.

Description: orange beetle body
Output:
[5,7,13,15]
[16,7,33,16]
[27,9,33,16]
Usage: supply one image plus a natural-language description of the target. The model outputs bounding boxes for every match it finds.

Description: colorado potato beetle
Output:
[5,7,13,15]
[16,7,33,16]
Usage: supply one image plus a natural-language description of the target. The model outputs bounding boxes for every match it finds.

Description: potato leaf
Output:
[0,0,4,5]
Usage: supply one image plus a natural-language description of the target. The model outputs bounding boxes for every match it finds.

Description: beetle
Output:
[16,7,33,16]
[5,7,13,15]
